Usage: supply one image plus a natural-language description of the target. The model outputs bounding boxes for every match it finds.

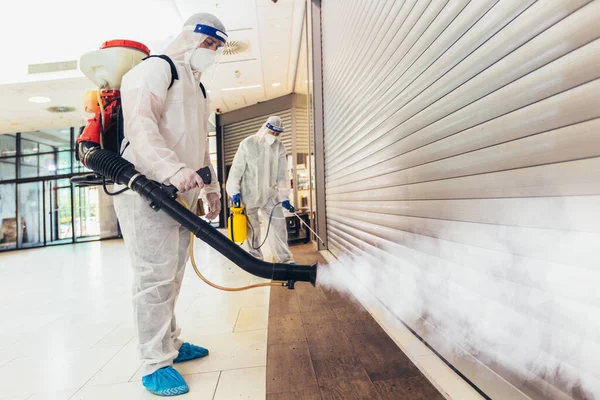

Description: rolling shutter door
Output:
[320,1,600,399]
[295,99,310,155]
[223,109,293,166]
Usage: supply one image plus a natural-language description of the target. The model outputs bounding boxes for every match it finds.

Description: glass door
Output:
[44,179,73,245]
[75,185,100,240]
[17,182,44,248]
[0,183,17,250]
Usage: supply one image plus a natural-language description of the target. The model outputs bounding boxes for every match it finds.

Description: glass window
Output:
[0,158,16,181]
[74,159,92,174]
[0,183,16,250]
[39,153,58,176]
[57,151,72,175]
[0,135,17,156]
[209,136,217,154]
[20,139,38,155]
[39,143,53,153]
[58,178,71,187]
[1,128,81,251]
[19,152,61,178]
[208,112,216,133]
[21,129,72,152]
[19,155,39,179]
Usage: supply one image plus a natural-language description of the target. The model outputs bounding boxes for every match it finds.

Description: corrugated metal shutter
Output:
[223,109,293,165]
[321,1,600,399]
[295,100,310,154]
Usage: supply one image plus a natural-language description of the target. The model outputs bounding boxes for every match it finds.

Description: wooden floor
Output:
[266,244,445,399]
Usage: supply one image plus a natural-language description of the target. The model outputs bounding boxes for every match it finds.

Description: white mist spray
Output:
[317,198,600,400]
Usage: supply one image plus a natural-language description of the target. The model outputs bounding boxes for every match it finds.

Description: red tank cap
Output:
[100,40,150,55]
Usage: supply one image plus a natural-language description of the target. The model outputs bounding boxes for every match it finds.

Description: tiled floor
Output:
[0,237,487,400]
[0,238,271,400]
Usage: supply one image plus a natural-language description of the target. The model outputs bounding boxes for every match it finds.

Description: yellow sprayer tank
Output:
[228,206,247,244]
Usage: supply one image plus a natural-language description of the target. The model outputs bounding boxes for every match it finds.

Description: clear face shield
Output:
[262,122,285,145]
[266,122,285,137]
[163,23,227,82]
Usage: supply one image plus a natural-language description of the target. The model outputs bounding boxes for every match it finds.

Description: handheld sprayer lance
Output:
[291,211,325,246]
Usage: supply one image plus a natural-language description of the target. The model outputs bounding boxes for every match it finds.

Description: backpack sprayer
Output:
[71,40,317,290]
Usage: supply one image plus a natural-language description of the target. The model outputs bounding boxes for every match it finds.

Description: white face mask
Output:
[189,48,216,72]
[265,134,277,145]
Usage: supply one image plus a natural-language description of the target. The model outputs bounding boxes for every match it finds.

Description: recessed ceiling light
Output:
[272,82,281,87]
[29,96,51,103]
[47,106,76,113]
[274,55,279,60]
[222,85,262,92]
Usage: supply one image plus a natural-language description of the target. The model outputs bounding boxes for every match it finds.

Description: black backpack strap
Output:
[120,141,130,156]
[199,82,207,99]
[142,55,179,90]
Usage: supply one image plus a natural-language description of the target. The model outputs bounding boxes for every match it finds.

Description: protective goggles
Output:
[266,122,285,134]
[185,24,228,43]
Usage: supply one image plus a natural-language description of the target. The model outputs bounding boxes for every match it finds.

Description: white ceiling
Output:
[0,0,306,134]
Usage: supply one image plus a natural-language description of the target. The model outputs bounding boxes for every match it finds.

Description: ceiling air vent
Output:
[47,106,76,113]
[223,41,250,56]
[28,60,78,75]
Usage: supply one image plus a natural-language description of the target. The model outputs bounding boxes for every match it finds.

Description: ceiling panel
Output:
[222,95,248,109]
[210,97,227,113]
[0,0,306,129]
[210,60,263,90]
[0,0,183,85]
[256,0,295,5]
[218,28,260,63]
[174,0,257,30]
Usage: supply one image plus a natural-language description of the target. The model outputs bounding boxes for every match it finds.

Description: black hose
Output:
[86,148,135,182]
[102,176,129,196]
[247,201,281,250]
[83,147,317,287]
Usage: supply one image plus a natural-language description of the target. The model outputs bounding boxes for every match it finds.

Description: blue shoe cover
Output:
[173,342,209,363]
[142,366,189,396]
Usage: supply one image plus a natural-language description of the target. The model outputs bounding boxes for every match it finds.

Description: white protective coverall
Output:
[113,13,225,376]
[225,117,294,263]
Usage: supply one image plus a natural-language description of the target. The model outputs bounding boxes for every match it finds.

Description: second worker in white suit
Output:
[226,116,295,264]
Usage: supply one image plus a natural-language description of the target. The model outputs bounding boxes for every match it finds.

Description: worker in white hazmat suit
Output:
[112,13,226,396]
[226,116,295,264]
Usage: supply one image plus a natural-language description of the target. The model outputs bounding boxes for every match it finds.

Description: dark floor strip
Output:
[266,244,445,399]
